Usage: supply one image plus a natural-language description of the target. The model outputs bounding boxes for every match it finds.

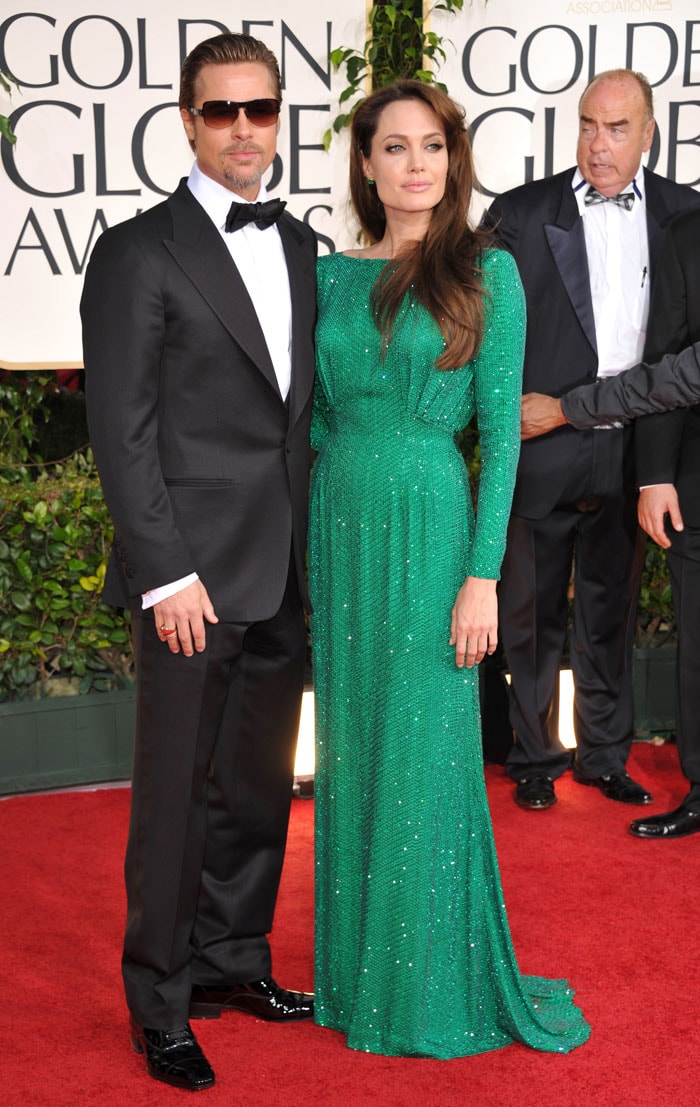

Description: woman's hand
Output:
[449,577,498,668]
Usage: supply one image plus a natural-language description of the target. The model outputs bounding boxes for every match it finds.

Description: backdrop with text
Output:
[433,0,700,221]
[1,0,699,365]
[0,1,364,365]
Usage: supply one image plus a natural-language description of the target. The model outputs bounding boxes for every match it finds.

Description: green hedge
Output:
[0,461,133,701]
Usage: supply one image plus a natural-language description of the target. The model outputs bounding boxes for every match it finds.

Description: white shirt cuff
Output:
[141,573,199,610]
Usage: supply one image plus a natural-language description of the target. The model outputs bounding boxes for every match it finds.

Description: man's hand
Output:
[153,580,219,656]
[638,484,683,549]
[521,393,568,440]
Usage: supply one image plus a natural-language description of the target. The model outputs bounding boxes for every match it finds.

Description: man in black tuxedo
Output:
[81,33,316,1090]
[483,70,697,812]
[521,208,700,838]
[631,206,700,837]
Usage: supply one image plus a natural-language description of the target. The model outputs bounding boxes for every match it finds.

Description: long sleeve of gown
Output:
[466,250,525,580]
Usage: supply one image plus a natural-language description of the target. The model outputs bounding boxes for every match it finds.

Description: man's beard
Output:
[223,165,263,193]
[222,144,265,194]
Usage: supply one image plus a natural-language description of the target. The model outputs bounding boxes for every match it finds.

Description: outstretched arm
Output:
[563,341,700,429]
[520,339,700,439]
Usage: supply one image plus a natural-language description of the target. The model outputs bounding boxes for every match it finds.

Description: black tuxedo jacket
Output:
[484,167,698,518]
[82,179,317,622]
[635,205,700,525]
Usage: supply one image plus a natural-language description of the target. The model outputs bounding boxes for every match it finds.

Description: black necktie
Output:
[225,198,286,232]
[584,186,635,212]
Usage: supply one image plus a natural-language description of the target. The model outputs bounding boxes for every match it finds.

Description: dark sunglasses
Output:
[187,99,281,129]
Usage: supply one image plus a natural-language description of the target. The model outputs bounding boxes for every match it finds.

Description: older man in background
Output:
[483,69,697,812]
[520,204,700,839]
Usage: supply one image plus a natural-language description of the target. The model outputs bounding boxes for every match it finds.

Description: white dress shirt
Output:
[573,163,650,378]
[142,163,292,610]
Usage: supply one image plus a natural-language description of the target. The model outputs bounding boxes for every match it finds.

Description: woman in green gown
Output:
[309,80,590,1059]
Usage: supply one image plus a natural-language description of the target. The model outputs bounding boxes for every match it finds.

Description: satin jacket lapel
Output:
[163,181,282,399]
[278,213,316,430]
[544,176,597,356]
[643,167,670,272]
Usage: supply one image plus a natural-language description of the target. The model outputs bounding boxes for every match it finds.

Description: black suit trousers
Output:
[665,523,700,808]
[499,433,645,781]
[122,563,306,1028]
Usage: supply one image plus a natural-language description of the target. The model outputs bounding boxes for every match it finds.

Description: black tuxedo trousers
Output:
[498,429,645,780]
[123,562,306,1027]
[665,525,700,805]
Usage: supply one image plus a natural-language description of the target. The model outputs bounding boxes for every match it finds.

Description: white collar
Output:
[187,162,270,231]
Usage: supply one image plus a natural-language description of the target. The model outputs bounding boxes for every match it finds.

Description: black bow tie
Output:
[584,186,635,212]
[225,198,286,232]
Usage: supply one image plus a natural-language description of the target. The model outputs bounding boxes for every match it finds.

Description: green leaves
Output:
[0,70,18,95]
[0,374,133,699]
[0,465,133,700]
[0,375,51,475]
[9,591,32,612]
[0,119,16,144]
[0,69,19,145]
[327,0,468,144]
[636,541,675,647]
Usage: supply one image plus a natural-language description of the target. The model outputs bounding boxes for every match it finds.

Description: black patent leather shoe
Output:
[514,775,556,810]
[573,768,652,804]
[190,976,314,1022]
[129,1018,215,1090]
[629,805,700,839]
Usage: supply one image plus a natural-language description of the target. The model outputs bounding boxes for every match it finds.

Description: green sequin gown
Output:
[309,249,590,1059]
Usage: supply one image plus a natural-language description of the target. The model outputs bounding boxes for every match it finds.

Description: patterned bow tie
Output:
[225,198,286,232]
[584,186,635,212]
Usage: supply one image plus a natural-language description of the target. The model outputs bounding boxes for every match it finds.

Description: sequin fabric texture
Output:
[309,249,591,1059]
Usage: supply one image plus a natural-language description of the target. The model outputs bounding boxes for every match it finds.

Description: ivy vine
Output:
[0,69,18,144]
[325,0,484,148]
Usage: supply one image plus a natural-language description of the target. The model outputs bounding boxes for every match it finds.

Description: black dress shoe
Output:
[190,977,314,1022]
[629,805,700,839]
[129,1017,215,1090]
[514,775,556,810]
[573,768,652,804]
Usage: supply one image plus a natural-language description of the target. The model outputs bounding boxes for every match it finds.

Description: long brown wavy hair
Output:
[350,80,493,370]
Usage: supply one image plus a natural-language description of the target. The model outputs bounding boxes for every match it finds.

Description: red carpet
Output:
[3,741,699,1107]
